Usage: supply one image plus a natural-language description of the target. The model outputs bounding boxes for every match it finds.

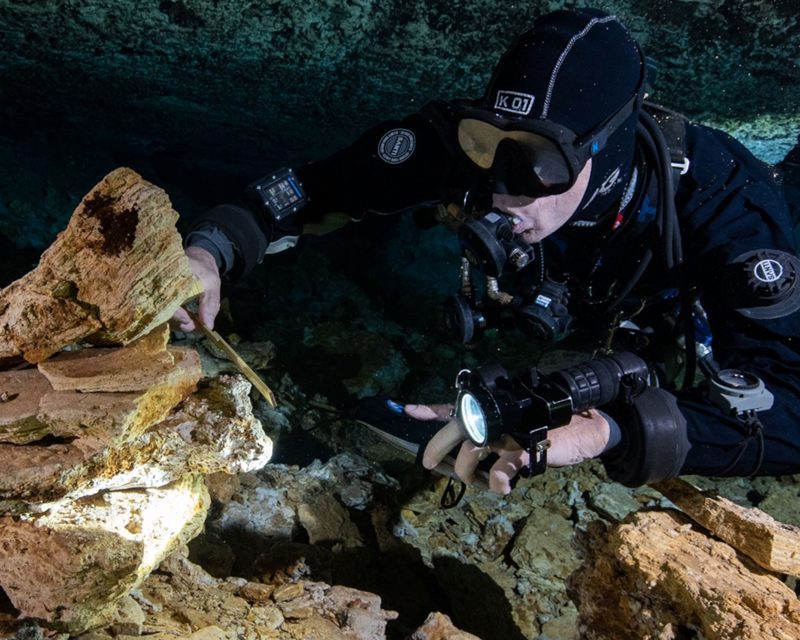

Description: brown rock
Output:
[296,493,364,550]
[575,509,800,640]
[131,565,400,640]
[654,477,800,576]
[326,585,383,613]
[273,583,305,602]
[37,325,183,393]
[280,606,314,621]
[0,436,106,510]
[175,607,220,631]
[0,343,200,447]
[254,607,284,631]
[187,626,228,640]
[239,582,276,604]
[108,595,146,636]
[326,585,398,638]
[219,593,250,618]
[510,507,580,578]
[38,347,202,443]
[281,617,348,638]
[0,167,201,363]
[204,471,241,503]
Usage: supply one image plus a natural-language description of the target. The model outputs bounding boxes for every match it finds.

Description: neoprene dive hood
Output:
[461,9,646,223]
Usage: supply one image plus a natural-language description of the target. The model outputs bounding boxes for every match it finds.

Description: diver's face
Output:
[492,159,592,244]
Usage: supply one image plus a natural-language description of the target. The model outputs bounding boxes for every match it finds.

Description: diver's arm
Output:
[185,102,458,278]
[179,104,459,329]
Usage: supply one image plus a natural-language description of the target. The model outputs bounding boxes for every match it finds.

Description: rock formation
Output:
[654,477,800,576]
[0,167,201,364]
[0,169,273,635]
[1,0,797,172]
[574,507,800,640]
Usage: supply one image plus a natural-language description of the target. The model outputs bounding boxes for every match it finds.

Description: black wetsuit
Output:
[190,101,800,479]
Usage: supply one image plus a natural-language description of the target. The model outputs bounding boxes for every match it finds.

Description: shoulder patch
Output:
[377,128,416,164]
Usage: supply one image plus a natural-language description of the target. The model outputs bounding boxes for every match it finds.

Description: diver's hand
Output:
[173,246,222,332]
[418,408,611,495]
[546,409,612,466]
[420,421,529,495]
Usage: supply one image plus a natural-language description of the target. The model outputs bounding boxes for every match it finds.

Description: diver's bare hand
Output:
[173,246,221,332]
[420,424,529,495]
[419,408,611,495]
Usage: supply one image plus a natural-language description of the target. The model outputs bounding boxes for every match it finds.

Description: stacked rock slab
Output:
[0,169,273,635]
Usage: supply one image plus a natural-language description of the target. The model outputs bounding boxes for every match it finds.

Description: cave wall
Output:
[0,0,798,251]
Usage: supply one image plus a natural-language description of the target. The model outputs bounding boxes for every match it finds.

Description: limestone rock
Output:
[37,347,202,445]
[0,375,272,511]
[510,508,581,579]
[0,473,210,634]
[654,477,800,576]
[0,167,201,363]
[37,324,180,392]
[108,596,146,637]
[296,493,364,550]
[117,552,398,640]
[410,612,482,640]
[1,0,797,208]
[208,453,398,561]
[0,326,201,446]
[196,338,276,379]
[574,509,800,640]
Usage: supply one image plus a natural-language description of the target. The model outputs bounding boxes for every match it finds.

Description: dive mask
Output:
[455,93,640,198]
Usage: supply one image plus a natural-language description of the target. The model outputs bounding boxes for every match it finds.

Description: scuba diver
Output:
[176,8,800,494]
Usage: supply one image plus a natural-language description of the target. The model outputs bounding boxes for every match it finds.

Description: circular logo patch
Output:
[753,259,783,283]
[377,129,416,164]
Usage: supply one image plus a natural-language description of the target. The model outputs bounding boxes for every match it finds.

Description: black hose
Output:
[639,110,684,269]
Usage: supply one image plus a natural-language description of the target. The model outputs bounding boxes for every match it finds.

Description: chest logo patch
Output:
[378,129,416,164]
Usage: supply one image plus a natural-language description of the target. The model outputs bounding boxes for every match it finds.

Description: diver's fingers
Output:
[421,420,465,469]
[453,441,490,485]
[183,245,222,331]
[488,436,529,495]
[197,286,221,332]
[171,306,195,332]
[404,403,453,421]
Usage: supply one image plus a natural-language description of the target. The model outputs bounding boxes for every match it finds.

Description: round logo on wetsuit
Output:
[377,129,416,164]
[753,258,784,283]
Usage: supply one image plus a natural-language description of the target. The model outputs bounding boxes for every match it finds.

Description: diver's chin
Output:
[519,229,543,244]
